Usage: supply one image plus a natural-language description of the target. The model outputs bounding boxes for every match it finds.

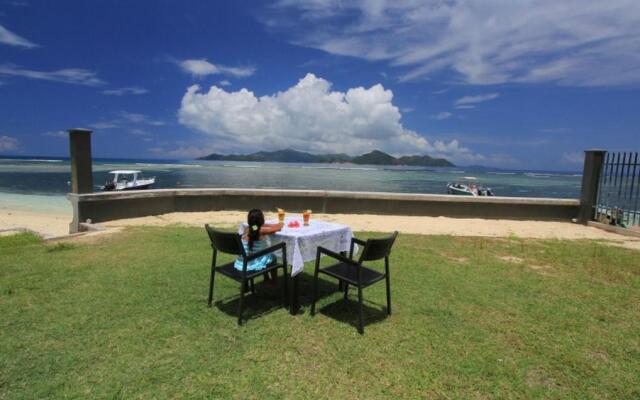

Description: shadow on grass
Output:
[211,273,338,322]
[212,271,389,329]
[316,299,389,331]
[213,277,287,322]
[296,272,390,331]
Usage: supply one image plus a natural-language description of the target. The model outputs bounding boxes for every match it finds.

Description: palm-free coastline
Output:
[0,156,582,198]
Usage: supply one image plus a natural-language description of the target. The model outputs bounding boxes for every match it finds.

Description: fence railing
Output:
[595,151,640,227]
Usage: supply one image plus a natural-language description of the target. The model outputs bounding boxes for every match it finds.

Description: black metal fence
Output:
[595,151,640,227]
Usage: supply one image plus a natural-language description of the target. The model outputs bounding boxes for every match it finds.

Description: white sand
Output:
[0,193,72,238]
[100,211,640,249]
[1,194,638,249]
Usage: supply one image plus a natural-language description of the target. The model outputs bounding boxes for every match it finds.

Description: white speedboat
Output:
[447,182,494,196]
[101,170,156,191]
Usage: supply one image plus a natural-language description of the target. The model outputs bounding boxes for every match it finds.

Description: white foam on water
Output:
[25,159,64,163]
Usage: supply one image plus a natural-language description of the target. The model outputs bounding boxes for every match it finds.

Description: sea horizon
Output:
[0,154,583,174]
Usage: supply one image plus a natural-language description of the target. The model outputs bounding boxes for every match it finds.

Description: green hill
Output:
[198,148,455,167]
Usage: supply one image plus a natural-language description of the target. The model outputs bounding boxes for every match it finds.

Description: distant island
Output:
[198,149,455,167]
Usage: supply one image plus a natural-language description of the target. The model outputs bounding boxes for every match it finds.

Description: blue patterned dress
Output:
[234,239,275,272]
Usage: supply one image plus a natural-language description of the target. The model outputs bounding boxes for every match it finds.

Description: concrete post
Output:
[68,128,93,194]
[578,149,606,224]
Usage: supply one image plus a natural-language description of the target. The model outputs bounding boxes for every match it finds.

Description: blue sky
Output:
[0,0,639,170]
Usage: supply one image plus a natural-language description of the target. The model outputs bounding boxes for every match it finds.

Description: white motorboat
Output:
[447,182,494,196]
[101,170,156,191]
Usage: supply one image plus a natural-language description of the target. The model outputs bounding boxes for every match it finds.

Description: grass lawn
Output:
[1,227,639,399]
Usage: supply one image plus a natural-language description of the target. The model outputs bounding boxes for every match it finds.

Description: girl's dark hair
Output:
[247,208,265,250]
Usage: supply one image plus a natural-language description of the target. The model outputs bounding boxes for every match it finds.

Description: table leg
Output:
[290,273,300,315]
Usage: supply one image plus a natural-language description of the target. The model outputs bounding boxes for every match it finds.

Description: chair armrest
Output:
[245,242,286,262]
[317,246,358,265]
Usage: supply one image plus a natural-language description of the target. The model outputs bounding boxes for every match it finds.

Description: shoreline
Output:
[1,193,639,249]
[0,193,71,237]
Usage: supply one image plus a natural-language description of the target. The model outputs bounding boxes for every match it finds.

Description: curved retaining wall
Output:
[67,188,580,233]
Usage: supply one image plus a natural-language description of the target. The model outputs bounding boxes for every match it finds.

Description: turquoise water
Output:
[0,191,71,214]
[0,157,582,199]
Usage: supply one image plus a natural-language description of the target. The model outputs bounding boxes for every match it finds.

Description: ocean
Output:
[0,157,582,205]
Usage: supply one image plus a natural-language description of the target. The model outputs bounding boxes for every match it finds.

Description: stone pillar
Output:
[578,149,606,224]
[68,128,93,194]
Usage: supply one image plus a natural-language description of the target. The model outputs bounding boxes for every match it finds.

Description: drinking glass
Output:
[303,209,312,226]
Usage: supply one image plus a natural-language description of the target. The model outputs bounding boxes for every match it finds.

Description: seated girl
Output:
[234,209,283,281]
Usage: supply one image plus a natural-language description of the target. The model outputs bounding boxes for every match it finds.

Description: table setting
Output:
[238,208,358,313]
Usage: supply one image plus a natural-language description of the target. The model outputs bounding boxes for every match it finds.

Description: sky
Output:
[0,0,639,171]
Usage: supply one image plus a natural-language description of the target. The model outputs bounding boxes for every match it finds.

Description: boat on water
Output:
[447,181,494,196]
[101,170,156,191]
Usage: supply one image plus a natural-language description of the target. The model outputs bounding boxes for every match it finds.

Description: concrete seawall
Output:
[68,188,580,233]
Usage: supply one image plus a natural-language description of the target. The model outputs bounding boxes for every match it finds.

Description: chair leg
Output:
[385,274,391,315]
[208,266,215,307]
[357,286,364,335]
[238,279,247,325]
[343,282,349,300]
[250,278,255,294]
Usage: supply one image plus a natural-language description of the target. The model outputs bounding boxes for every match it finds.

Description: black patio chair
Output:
[205,224,288,325]
[310,231,398,334]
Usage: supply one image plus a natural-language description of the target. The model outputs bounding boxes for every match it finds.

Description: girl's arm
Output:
[260,223,283,235]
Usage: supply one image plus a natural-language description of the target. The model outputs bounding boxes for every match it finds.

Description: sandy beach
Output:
[100,211,640,248]
[0,193,72,238]
[2,193,638,250]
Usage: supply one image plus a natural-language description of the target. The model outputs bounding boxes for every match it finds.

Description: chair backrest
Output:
[359,231,399,262]
[205,224,244,256]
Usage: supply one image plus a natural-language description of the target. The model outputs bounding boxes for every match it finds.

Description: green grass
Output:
[1,227,639,399]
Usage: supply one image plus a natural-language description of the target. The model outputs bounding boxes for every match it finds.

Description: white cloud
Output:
[178,73,481,162]
[87,112,164,131]
[129,128,151,136]
[102,86,148,96]
[118,112,165,126]
[0,135,18,152]
[179,59,255,78]
[42,130,67,138]
[88,121,118,130]
[219,80,232,86]
[0,64,103,86]
[265,0,640,87]
[540,128,570,134]
[454,93,499,108]
[431,112,452,120]
[6,1,29,6]
[0,24,37,48]
[562,152,584,164]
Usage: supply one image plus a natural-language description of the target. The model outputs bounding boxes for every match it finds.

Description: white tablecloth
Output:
[238,218,355,276]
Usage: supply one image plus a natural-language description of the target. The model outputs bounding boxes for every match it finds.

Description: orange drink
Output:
[303,209,312,226]
[277,208,285,224]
